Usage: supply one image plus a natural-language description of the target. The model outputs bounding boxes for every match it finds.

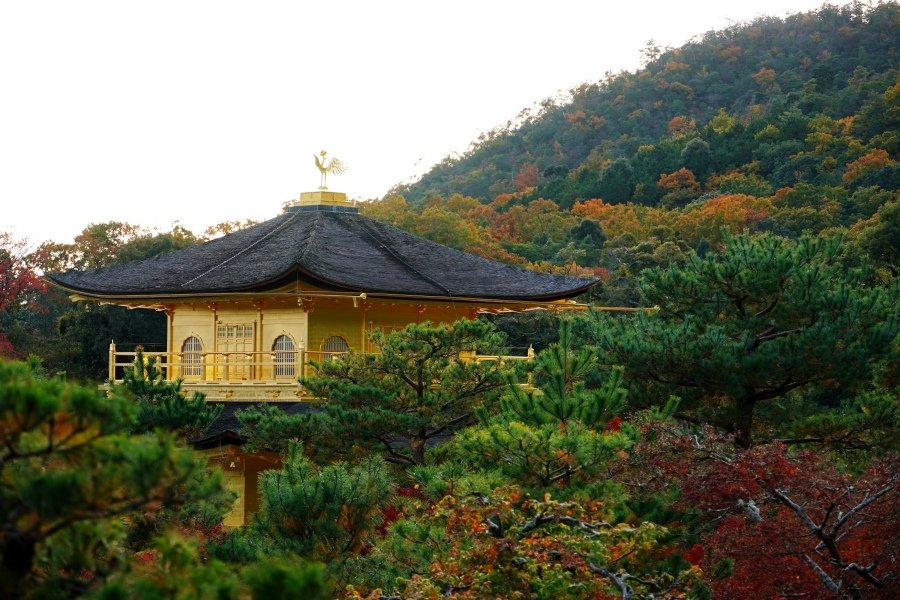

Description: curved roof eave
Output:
[45,210,600,302]
[46,266,599,303]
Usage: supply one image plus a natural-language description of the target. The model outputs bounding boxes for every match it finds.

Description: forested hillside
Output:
[393,1,898,207]
[366,3,898,308]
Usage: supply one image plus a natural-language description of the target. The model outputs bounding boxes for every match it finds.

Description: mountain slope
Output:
[391,2,898,207]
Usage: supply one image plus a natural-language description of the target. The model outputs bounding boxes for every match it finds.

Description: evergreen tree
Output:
[596,158,636,203]
[29,223,203,380]
[565,219,606,266]
[680,138,714,180]
[241,319,512,466]
[587,231,899,447]
[456,321,635,489]
[118,349,221,439]
[502,320,626,428]
[96,533,328,600]
[0,359,223,596]
[254,443,392,561]
[785,388,900,457]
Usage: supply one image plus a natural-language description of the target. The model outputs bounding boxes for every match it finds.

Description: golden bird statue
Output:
[314,150,347,190]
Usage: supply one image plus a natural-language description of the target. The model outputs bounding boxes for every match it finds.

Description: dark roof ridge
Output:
[355,216,454,296]
[295,211,325,266]
[180,212,301,288]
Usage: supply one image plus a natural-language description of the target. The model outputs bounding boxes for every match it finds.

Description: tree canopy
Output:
[585,231,898,447]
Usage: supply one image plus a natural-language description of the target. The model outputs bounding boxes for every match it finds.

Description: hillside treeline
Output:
[368,3,898,312]
[394,1,898,208]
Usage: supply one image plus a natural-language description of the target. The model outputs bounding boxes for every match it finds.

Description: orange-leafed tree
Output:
[658,167,701,208]
[512,162,540,192]
[719,45,742,64]
[658,168,701,195]
[667,115,697,137]
[674,194,773,246]
[31,221,141,272]
[752,67,779,93]
[843,148,894,183]
[572,199,673,243]
[488,204,526,243]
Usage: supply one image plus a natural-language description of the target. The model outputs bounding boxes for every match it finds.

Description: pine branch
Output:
[425,412,475,439]
[517,511,612,536]
[377,438,416,466]
[587,564,634,600]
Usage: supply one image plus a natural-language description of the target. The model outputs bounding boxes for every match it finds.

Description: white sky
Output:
[2,0,844,246]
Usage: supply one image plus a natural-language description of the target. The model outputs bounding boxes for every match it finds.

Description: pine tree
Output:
[118,349,221,438]
[588,231,899,447]
[457,320,634,489]
[0,358,221,596]
[254,443,392,561]
[242,319,511,466]
[500,319,626,427]
[96,533,328,600]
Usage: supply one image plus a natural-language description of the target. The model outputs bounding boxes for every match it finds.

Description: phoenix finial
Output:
[313,150,347,190]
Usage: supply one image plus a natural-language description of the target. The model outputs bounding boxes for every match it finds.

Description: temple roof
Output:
[48,209,597,301]
[189,401,317,449]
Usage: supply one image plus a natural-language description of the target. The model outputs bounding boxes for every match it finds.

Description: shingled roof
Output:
[48,209,597,301]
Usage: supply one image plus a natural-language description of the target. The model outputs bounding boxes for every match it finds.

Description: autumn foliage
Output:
[347,489,706,599]
[0,232,48,358]
[657,168,700,195]
[843,148,894,182]
[0,232,47,315]
[624,422,899,599]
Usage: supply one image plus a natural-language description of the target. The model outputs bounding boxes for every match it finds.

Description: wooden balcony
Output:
[108,342,534,403]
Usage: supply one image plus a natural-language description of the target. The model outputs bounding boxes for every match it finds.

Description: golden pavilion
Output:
[48,181,597,524]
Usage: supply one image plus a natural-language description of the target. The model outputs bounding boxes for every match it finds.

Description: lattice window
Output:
[217,323,254,351]
[273,335,295,377]
[216,323,254,379]
[322,335,349,359]
[181,336,203,378]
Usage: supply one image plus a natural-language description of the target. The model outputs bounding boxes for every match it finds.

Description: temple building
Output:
[48,185,598,524]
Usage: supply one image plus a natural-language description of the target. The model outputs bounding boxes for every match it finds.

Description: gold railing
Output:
[107,342,535,384]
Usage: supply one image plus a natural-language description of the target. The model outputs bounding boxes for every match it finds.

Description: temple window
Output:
[181,336,203,378]
[273,335,296,377]
[322,335,349,359]
[217,323,255,352]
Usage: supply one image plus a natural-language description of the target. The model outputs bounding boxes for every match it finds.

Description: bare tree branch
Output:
[803,554,841,595]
